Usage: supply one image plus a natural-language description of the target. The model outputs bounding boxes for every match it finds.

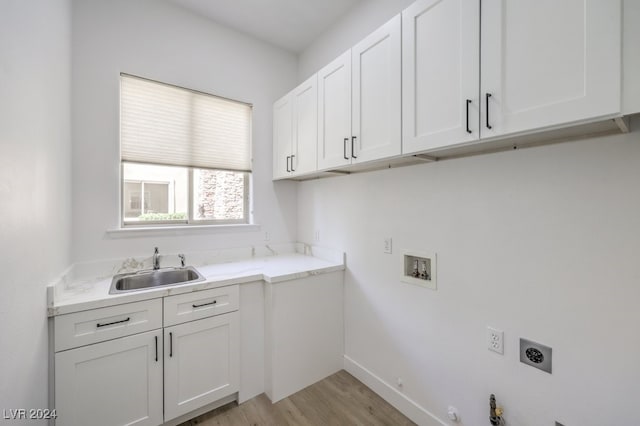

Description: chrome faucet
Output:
[178,254,185,268]
[153,247,160,270]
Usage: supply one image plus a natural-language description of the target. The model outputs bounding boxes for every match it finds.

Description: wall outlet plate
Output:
[520,338,552,374]
[487,327,504,354]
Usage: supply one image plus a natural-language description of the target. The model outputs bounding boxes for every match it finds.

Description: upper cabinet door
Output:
[352,14,402,163]
[402,0,480,154]
[481,0,621,138]
[317,50,352,170]
[272,93,293,180]
[291,74,318,177]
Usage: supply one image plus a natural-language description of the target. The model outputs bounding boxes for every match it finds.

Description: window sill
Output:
[106,223,261,239]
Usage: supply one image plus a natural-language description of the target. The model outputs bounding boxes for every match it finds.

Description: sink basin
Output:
[109,266,205,294]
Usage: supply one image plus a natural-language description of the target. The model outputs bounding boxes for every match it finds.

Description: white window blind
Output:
[120,74,252,172]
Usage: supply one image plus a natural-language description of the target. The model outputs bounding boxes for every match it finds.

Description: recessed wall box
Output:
[520,338,552,374]
[402,251,437,290]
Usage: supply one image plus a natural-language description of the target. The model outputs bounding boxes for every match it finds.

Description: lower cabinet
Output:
[55,330,163,426]
[264,272,344,403]
[164,312,239,421]
[53,286,240,426]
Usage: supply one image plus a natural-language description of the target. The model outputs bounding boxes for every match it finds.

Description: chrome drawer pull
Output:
[192,300,217,308]
[96,317,130,328]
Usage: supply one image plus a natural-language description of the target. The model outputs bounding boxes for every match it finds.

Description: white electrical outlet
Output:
[314,230,320,242]
[384,237,392,254]
[487,327,504,354]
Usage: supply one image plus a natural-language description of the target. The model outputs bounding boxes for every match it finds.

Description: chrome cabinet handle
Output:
[169,332,173,357]
[466,99,472,133]
[155,335,158,362]
[343,138,349,160]
[290,155,296,172]
[96,317,130,328]
[286,155,291,172]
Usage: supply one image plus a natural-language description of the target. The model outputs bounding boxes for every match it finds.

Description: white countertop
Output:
[48,244,344,316]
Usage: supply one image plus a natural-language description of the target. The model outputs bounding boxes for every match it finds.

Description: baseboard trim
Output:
[343,355,446,426]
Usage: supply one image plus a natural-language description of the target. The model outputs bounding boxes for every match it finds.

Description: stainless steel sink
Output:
[109,266,205,294]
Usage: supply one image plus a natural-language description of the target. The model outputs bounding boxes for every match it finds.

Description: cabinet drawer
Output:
[164,285,239,326]
[54,299,163,352]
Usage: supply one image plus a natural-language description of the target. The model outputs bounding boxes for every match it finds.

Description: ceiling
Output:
[168,0,363,53]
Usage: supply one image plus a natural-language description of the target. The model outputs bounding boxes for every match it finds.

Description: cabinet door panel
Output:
[292,74,318,176]
[402,0,479,153]
[164,312,239,421]
[55,330,163,426]
[273,93,293,180]
[352,14,402,163]
[317,51,352,170]
[481,0,621,138]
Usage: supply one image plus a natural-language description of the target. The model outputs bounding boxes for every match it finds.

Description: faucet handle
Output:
[178,254,186,268]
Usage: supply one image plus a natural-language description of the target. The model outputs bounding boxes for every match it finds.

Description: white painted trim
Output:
[343,355,446,426]
[106,223,260,238]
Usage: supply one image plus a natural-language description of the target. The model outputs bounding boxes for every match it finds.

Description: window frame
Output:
[120,163,250,228]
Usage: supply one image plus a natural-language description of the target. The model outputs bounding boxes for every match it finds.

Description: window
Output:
[120,74,252,226]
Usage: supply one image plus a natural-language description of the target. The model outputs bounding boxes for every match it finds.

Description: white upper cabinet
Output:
[272,74,318,180]
[291,74,318,177]
[403,0,622,154]
[481,0,621,138]
[351,14,402,163]
[317,50,352,170]
[318,14,402,170]
[277,0,624,176]
[402,0,480,154]
[272,93,293,180]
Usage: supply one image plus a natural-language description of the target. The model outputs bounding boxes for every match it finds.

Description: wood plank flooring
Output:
[178,370,416,426]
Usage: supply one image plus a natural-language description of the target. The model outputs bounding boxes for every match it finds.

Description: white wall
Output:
[298,128,640,426]
[0,0,72,417]
[71,0,298,262]
[296,2,640,425]
[297,0,414,82]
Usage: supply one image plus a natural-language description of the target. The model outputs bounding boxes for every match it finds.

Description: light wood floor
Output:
[178,370,416,426]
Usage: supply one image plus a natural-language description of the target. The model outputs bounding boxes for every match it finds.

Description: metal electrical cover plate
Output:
[519,338,552,374]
